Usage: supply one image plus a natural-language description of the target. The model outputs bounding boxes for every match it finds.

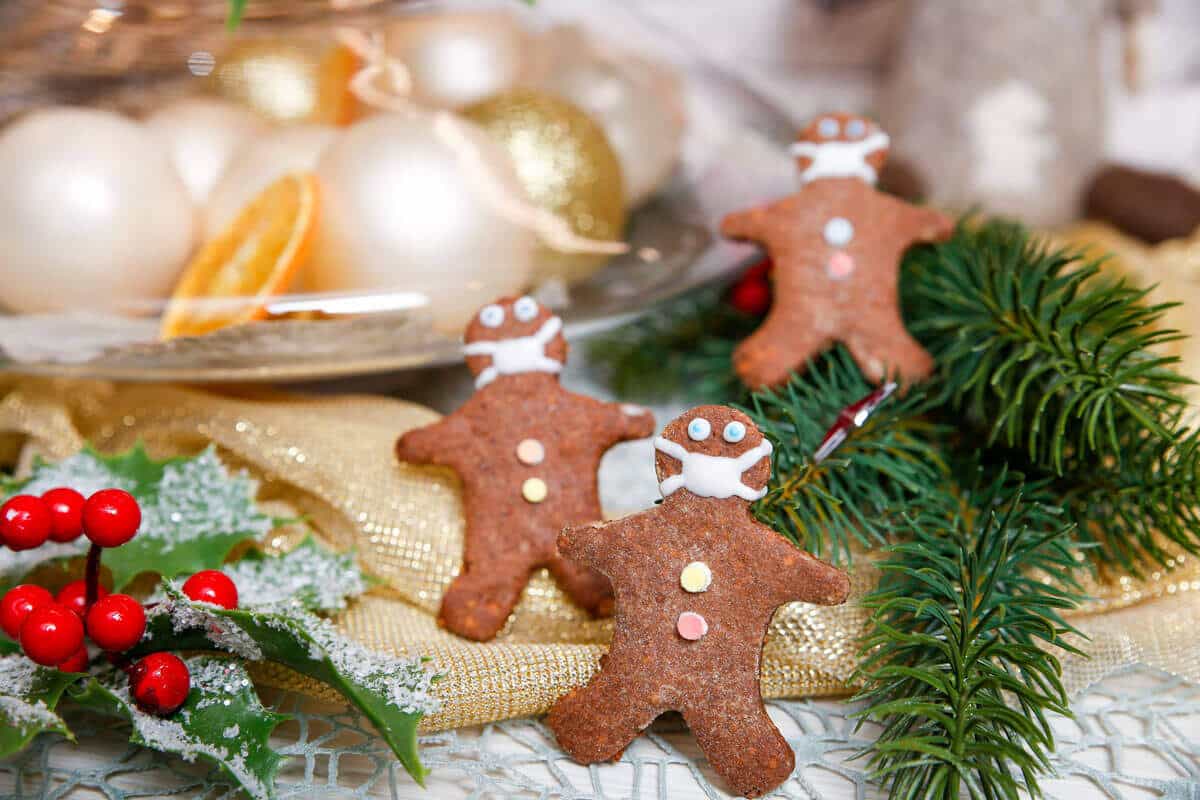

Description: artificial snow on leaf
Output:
[69,655,287,800]
[2,445,274,591]
[141,583,438,784]
[221,536,370,613]
[0,654,79,757]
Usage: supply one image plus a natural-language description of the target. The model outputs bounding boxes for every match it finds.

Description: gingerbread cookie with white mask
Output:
[547,406,849,799]
[396,295,655,641]
[721,112,954,390]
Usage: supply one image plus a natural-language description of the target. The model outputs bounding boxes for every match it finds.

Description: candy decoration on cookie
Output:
[547,406,850,799]
[720,112,954,390]
[395,295,656,641]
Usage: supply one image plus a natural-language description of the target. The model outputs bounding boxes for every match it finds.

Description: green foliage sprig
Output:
[852,470,1083,800]
[745,348,946,562]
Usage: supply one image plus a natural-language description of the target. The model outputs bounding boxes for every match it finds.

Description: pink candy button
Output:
[826,251,856,281]
[676,611,708,641]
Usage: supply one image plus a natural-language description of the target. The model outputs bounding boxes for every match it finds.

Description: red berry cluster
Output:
[0,487,234,716]
[727,258,773,316]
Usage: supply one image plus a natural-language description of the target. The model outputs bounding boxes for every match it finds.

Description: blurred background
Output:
[1,0,1198,384]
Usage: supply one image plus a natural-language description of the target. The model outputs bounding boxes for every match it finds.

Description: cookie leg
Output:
[685,696,794,799]
[846,313,933,386]
[438,562,532,641]
[547,553,614,617]
[547,665,660,763]
[734,311,832,390]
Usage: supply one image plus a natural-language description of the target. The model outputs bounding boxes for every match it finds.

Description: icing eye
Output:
[513,295,539,322]
[478,304,504,328]
[823,217,855,248]
[723,421,746,443]
[817,117,840,138]
[846,119,866,138]
[687,417,711,441]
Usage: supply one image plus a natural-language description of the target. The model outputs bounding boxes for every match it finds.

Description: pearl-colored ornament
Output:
[385,11,531,109]
[309,112,536,331]
[540,50,684,207]
[464,90,626,285]
[144,98,269,204]
[205,124,338,236]
[0,107,195,315]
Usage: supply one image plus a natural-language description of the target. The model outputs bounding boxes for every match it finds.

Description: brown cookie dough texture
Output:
[547,405,850,798]
[395,295,655,641]
[721,112,954,391]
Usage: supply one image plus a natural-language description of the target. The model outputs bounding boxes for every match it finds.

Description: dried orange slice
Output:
[160,173,319,340]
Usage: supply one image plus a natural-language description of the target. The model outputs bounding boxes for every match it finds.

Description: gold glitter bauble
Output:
[464,89,626,285]
[209,38,360,125]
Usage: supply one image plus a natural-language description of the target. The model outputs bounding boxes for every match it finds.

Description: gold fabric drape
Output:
[0,376,1197,732]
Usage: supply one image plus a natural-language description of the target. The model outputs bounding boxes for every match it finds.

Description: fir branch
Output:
[852,469,1084,800]
[744,348,947,563]
[901,220,1191,475]
[587,290,751,403]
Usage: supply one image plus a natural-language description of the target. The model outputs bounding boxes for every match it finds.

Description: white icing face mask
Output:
[654,433,773,501]
[789,130,890,185]
[463,315,564,389]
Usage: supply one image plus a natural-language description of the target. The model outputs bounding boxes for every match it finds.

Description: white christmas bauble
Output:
[144,98,269,204]
[204,123,338,236]
[0,107,195,315]
[540,53,684,207]
[310,112,536,331]
[384,11,531,109]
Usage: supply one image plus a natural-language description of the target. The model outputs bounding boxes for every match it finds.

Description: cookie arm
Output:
[394,415,468,469]
[720,204,771,243]
[558,519,622,576]
[904,203,955,244]
[758,529,851,606]
[603,402,656,443]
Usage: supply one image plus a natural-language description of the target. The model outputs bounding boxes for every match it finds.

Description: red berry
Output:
[85,593,146,652]
[129,652,191,715]
[729,278,772,316]
[743,257,772,282]
[20,603,85,666]
[57,645,89,673]
[82,489,141,548]
[182,570,239,610]
[0,584,53,639]
[57,580,108,619]
[0,495,53,551]
[41,488,86,543]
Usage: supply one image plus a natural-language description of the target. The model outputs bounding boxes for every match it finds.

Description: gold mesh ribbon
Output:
[0,376,1197,732]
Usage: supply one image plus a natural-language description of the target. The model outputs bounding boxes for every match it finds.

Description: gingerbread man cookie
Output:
[396,296,655,641]
[721,112,954,390]
[547,406,850,798]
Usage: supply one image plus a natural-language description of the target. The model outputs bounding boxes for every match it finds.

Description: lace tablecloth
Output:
[2,664,1197,799]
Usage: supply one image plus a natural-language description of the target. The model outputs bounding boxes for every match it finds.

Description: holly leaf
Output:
[220,536,370,613]
[69,655,288,800]
[0,654,80,757]
[3,445,274,591]
[140,586,438,785]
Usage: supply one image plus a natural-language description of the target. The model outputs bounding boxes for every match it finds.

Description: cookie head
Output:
[654,406,773,502]
[790,112,889,185]
[462,295,568,387]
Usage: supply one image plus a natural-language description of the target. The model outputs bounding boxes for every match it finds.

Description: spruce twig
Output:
[744,348,946,563]
[852,469,1084,800]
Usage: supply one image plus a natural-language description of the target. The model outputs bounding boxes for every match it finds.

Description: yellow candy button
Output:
[680,561,712,593]
[522,477,548,504]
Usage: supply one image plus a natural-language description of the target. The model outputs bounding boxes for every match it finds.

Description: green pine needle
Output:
[226,0,247,31]
[744,348,947,563]
[901,220,1191,476]
[852,469,1084,800]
